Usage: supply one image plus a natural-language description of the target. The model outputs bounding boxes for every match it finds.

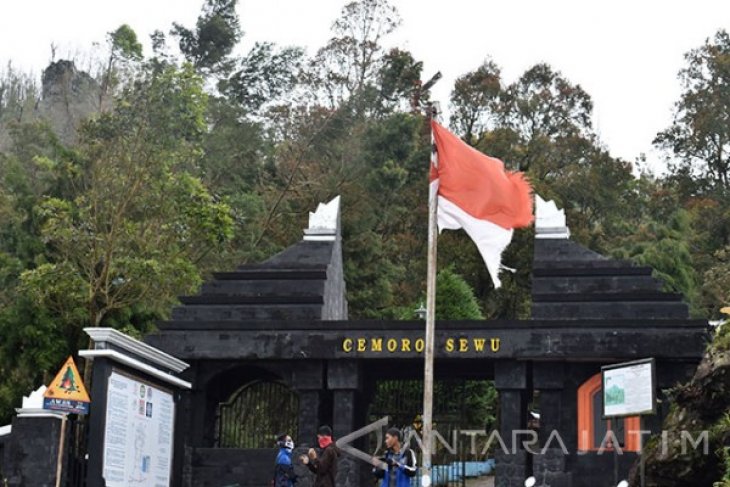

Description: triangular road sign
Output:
[43,356,90,414]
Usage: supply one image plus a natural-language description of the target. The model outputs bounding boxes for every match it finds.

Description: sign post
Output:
[42,356,91,487]
[601,358,656,487]
[43,356,91,415]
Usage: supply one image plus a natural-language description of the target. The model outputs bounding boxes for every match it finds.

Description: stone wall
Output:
[3,415,66,487]
[188,447,318,487]
[0,432,8,481]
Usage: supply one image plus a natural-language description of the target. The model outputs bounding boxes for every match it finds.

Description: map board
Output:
[102,370,175,487]
[601,358,656,418]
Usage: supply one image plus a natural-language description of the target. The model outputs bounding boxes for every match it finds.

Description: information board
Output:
[601,358,656,418]
[102,370,175,487]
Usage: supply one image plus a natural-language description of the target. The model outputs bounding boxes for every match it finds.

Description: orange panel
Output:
[577,372,641,452]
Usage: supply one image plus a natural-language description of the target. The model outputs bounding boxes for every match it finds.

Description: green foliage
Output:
[656,29,730,188]
[0,295,70,423]
[709,406,730,486]
[100,24,144,107]
[0,61,234,420]
[703,247,730,316]
[713,319,730,353]
[499,63,594,145]
[378,48,423,111]
[449,59,501,142]
[2,0,730,433]
[463,380,498,432]
[172,0,241,71]
[611,209,700,311]
[434,267,484,320]
[309,0,402,110]
[219,42,303,112]
[109,24,143,61]
[0,63,39,124]
[28,63,233,332]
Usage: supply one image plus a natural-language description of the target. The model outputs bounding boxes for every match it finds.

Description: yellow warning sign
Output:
[44,356,90,404]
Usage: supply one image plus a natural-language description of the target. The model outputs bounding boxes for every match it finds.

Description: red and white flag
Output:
[430,120,533,288]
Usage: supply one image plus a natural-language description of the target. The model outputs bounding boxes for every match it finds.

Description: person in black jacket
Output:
[300,425,339,487]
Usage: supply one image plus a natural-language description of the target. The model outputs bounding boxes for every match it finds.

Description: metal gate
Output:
[367,379,497,487]
[64,415,89,487]
[215,380,299,448]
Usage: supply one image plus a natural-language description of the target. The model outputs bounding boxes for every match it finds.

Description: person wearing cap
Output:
[373,428,417,487]
[300,425,339,487]
[273,433,297,487]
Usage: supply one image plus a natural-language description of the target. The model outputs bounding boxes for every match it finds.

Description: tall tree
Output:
[308,0,401,109]
[20,64,233,379]
[449,60,502,143]
[377,48,423,113]
[655,29,730,188]
[99,24,143,110]
[219,42,304,113]
[172,0,241,73]
[654,29,730,317]
[499,63,594,143]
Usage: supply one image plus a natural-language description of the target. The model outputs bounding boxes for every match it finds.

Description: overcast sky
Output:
[1,0,728,172]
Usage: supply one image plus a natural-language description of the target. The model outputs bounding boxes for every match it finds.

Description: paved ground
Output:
[465,476,495,487]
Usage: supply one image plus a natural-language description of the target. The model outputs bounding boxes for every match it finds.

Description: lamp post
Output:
[414,303,427,320]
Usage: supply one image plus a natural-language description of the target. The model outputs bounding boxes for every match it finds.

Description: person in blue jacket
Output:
[373,428,417,487]
[273,433,297,487]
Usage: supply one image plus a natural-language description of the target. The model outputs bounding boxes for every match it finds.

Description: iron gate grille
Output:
[65,415,88,487]
[368,379,497,487]
[215,380,299,448]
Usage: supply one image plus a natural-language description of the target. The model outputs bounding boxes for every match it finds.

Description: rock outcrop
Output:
[37,60,100,145]
[0,60,100,150]
[630,323,730,486]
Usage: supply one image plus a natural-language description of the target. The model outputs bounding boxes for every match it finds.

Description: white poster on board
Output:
[602,359,655,417]
[103,371,175,486]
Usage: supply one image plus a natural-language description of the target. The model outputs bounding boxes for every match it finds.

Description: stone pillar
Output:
[293,361,325,448]
[327,360,362,487]
[3,386,68,487]
[533,362,572,487]
[494,360,531,487]
[0,427,7,481]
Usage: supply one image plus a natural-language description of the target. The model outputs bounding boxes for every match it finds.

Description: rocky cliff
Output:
[0,60,100,149]
[631,322,730,486]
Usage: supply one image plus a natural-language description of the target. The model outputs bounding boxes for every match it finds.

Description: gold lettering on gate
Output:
[341,337,501,354]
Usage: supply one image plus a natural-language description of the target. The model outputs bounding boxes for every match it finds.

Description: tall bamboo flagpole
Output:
[421,103,438,487]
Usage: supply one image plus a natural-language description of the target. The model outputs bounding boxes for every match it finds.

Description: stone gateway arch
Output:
[145,197,708,487]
